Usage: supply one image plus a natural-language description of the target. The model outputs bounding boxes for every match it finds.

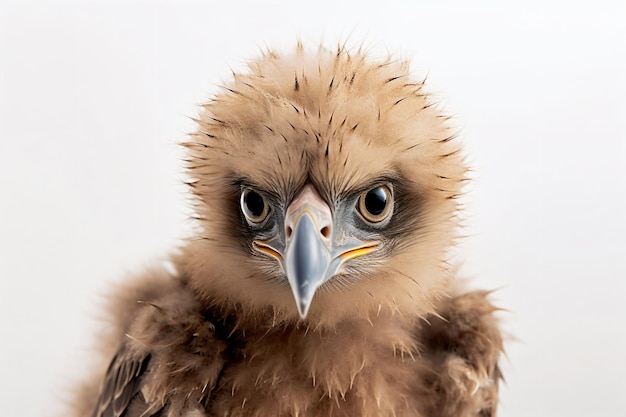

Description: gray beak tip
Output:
[297,303,310,319]
[294,288,314,318]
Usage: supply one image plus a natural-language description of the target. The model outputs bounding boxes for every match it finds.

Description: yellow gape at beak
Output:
[253,184,380,318]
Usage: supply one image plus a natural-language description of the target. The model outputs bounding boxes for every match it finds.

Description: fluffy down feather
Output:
[69,43,504,417]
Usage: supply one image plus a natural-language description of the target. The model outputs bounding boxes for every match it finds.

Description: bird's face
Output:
[241,180,393,318]
[179,46,466,324]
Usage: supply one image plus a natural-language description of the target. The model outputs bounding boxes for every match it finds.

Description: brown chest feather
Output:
[92,292,501,417]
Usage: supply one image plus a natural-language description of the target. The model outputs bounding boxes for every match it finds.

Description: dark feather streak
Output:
[385,75,405,84]
[288,102,300,114]
[208,116,227,125]
[394,97,407,106]
[437,135,455,143]
[440,149,461,159]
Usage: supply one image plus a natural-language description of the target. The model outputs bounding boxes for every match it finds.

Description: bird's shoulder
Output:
[415,290,504,417]
[91,272,230,417]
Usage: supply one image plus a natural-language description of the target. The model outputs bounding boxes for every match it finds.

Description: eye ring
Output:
[357,185,393,224]
[241,188,270,224]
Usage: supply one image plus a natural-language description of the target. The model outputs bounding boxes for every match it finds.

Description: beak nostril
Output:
[286,226,293,238]
[320,226,330,239]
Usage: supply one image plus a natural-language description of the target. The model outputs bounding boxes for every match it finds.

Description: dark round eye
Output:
[357,185,393,223]
[241,189,269,223]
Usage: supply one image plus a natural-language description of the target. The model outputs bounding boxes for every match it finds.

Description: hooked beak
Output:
[254,184,379,318]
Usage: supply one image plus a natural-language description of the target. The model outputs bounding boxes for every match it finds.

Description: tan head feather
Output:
[176,44,467,326]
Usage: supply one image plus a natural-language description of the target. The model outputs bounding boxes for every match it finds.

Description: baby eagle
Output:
[74,44,503,417]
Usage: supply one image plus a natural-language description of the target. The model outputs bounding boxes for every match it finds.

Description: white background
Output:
[1,1,625,416]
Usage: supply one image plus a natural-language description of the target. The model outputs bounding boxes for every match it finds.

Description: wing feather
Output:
[92,345,152,417]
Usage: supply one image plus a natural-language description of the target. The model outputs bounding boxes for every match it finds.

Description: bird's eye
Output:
[357,185,393,223]
[241,189,270,223]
